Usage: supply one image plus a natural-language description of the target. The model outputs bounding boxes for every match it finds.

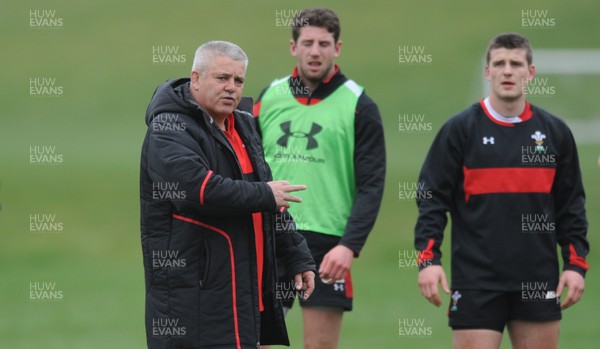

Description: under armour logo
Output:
[482,136,495,145]
[333,282,345,292]
[277,121,322,150]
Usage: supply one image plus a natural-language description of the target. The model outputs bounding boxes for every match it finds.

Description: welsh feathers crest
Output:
[531,131,546,152]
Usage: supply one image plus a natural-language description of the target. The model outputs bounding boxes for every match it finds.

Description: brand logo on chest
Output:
[482,136,495,145]
[277,121,323,150]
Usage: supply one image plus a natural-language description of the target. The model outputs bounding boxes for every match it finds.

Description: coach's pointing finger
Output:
[267,180,307,208]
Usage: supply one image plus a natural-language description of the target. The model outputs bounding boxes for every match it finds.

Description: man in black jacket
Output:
[140,40,316,349]
[415,33,589,349]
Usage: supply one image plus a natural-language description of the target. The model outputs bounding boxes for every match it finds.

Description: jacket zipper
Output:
[213,121,263,342]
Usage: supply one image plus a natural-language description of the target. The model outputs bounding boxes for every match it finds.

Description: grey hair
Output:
[191,40,248,75]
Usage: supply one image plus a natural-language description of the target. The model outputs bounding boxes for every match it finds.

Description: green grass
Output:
[1,0,599,348]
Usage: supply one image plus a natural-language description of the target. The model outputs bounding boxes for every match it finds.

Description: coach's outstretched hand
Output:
[418,265,450,307]
[267,180,307,208]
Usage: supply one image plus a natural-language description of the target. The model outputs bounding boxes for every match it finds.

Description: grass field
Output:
[1,0,599,348]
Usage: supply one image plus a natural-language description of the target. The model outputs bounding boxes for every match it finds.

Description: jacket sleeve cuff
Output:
[563,264,588,278]
[338,241,360,258]
[418,259,441,271]
[261,182,279,212]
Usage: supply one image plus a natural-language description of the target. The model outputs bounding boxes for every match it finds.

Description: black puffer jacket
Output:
[140,78,315,348]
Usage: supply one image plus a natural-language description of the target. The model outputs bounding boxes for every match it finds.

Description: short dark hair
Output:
[292,8,341,43]
[486,33,533,65]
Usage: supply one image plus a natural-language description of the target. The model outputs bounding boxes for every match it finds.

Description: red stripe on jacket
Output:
[199,170,213,205]
[569,243,589,270]
[172,214,242,349]
[418,239,435,265]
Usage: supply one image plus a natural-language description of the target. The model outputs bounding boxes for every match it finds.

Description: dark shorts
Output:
[448,289,562,332]
[279,231,353,311]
